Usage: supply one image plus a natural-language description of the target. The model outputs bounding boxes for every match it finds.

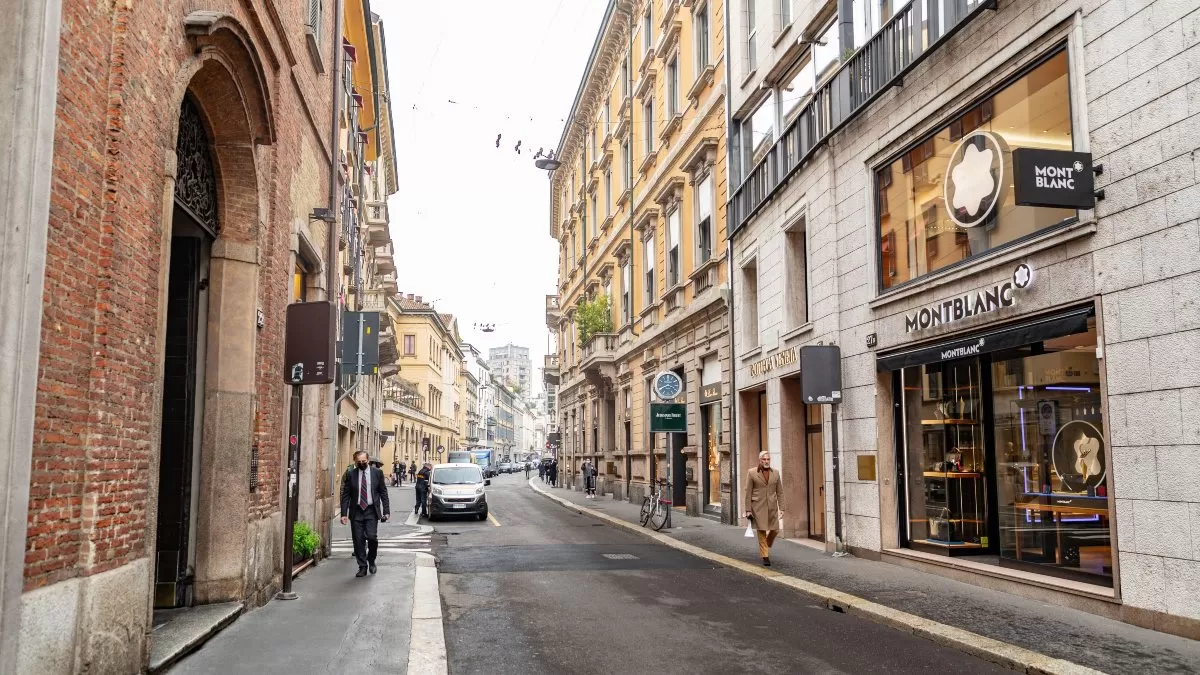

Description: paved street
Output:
[432,473,1007,675]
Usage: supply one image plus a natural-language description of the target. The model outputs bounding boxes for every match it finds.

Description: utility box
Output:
[801,345,843,404]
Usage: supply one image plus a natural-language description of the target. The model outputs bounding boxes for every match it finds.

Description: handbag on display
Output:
[929,508,953,541]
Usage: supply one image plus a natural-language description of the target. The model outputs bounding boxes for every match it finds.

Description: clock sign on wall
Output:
[652,371,683,401]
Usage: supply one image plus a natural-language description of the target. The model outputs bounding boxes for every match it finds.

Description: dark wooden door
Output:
[155,234,202,608]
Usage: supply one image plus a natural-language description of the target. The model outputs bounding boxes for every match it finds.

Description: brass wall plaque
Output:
[857,454,877,482]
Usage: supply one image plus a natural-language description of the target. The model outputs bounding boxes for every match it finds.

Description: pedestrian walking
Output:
[743,451,784,566]
[538,461,545,482]
[582,459,597,498]
[408,460,417,483]
[413,461,432,519]
[339,451,390,577]
[392,459,403,487]
[549,459,558,486]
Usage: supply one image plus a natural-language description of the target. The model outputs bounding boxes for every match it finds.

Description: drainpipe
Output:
[326,0,346,532]
[724,0,738,527]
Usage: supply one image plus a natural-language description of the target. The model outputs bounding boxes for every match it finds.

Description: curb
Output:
[527,478,1104,675]
[407,551,447,675]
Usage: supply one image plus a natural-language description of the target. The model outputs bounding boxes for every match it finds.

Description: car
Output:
[425,462,489,521]
[498,461,513,474]
[482,464,497,478]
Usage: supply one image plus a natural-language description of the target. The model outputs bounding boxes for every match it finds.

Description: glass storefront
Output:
[896,315,1112,586]
[876,49,1075,290]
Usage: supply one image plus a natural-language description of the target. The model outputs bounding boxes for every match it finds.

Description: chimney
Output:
[407,293,415,300]
[415,295,423,303]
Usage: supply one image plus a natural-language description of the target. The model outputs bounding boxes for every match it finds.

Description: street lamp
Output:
[535,157,562,171]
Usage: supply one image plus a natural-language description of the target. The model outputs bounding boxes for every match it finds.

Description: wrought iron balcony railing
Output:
[728,0,994,237]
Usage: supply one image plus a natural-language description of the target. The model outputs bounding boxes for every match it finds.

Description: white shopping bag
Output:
[744,524,754,538]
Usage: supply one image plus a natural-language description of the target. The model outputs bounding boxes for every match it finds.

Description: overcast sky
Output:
[375,0,610,394]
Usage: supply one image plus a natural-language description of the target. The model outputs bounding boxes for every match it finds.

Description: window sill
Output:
[687,65,716,105]
[739,345,763,361]
[781,321,813,343]
[771,23,794,48]
[638,150,658,175]
[869,218,1096,311]
[739,68,758,90]
[659,113,683,141]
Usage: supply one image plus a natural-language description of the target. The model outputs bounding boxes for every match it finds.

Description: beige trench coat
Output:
[744,468,785,531]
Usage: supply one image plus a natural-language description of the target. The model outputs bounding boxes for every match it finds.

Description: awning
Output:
[876,306,1093,372]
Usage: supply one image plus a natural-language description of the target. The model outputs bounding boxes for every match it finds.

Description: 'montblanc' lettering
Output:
[904,279,1024,334]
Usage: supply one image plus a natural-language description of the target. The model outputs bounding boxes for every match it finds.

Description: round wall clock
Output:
[653,371,683,401]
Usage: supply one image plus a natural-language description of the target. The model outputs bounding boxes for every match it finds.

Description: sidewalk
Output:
[168,484,445,674]
[530,479,1200,674]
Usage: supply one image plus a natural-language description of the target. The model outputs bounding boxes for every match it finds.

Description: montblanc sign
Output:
[1012,148,1095,209]
[904,264,1032,333]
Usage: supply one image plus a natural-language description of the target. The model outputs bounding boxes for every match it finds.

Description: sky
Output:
[374,0,611,395]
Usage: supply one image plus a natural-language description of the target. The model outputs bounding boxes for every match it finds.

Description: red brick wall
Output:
[26,0,335,591]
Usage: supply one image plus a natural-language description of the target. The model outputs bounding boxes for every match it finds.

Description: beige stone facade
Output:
[548,0,735,520]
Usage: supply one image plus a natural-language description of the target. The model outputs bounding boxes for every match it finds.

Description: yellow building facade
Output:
[548,0,734,520]
[382,295,466,464]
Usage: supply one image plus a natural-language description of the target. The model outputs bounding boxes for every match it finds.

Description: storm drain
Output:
[602,553,639,560]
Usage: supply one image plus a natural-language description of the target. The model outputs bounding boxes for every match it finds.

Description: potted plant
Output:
[576,295,614,346]
[293,521,321,563]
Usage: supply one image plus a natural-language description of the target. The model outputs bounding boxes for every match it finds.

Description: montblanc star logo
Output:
[1013,263,1032,289]
[950,143,996,218]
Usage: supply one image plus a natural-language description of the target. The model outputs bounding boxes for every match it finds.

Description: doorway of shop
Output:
[701,402,722,514]
[624,420,632,496]
[805,404,826,540]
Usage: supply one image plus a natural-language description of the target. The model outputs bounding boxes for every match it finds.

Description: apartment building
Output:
[726,0,1200,637]
[549,0,735,519]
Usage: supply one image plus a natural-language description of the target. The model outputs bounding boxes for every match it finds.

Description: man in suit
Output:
[744,450,785,566]
[340,450,390,577]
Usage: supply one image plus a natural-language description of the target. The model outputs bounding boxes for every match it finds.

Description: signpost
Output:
[800,345,846,556]
[279,302,336,600]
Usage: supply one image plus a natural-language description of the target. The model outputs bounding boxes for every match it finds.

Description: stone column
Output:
[0,0,61,670]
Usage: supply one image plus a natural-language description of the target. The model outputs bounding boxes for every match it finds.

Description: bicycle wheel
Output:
[639,496,652,526]
[649,498,669,531]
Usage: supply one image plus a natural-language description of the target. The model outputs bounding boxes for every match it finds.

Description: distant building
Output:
[487,343,532,392]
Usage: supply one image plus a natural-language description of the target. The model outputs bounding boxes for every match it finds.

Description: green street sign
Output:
[649,403,686,433]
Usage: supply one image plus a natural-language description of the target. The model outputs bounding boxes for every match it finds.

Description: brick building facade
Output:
[16,1,342,671]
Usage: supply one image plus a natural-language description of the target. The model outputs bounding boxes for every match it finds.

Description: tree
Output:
[576,295,614,346]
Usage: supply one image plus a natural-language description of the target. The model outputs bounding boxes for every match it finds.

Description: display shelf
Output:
[920,419,980,425]
[923,471,983,478]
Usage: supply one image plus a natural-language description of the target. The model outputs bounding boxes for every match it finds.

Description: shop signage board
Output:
[649,403,686,433]
[748,346,798,378]
[904,264,1033,333]
[1012,148,1095,209]
[800,345,843,404]
[700,382,722,403]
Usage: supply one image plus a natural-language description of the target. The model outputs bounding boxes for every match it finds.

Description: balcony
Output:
[544,354,560,386]
[579,332,617,385]
[728,0,995,237]
[545,294,561,329]
[365,201,388,244]
[378,271,397,295]
[374,243,395,274]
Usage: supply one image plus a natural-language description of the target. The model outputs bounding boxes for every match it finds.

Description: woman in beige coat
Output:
[744,451,785,565]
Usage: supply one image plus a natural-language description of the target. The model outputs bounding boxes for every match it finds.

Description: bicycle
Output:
[639,478,671,531]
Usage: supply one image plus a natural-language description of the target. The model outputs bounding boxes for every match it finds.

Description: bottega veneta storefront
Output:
[871,44,1115,590]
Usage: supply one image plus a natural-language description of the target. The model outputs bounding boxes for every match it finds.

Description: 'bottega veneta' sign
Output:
[904,264,1033,333]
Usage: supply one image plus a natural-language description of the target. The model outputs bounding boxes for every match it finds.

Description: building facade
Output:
[488,343,533,393]
[7,0,403,671]
[383,294,465,463]
[549,0,734,520]
[726,0,1200,637]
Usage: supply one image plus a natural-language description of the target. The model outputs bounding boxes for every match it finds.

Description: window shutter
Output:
[306,0,322,43]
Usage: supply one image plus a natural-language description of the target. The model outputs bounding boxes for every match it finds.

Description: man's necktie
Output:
[359,470,368,509]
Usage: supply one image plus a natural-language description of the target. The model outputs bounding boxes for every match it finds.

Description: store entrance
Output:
[892,311,1112,587]
[804,404,826,540]
[701,403,721,513]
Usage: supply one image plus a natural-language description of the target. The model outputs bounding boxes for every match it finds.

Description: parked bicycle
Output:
[639,478,671,531]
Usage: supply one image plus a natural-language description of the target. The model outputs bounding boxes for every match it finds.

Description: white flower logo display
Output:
[944,131,1006,228]
[950,144,996,217]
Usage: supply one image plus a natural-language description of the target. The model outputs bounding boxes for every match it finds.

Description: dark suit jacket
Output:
[340,466,390,520]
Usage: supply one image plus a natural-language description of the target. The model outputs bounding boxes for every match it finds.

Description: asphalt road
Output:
[432,474,1009,675]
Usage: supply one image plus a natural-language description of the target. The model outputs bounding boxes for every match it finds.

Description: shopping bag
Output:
[744,524,754,538]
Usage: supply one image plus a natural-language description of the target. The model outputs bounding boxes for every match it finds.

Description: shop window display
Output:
[896,317,1111,586]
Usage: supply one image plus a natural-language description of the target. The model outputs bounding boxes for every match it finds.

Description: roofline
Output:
[553,0,618,162]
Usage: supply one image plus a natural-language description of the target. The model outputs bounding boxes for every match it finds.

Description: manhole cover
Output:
[602,553,638,560]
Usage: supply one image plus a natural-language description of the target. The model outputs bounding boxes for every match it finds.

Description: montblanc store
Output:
[871,47,1116,592]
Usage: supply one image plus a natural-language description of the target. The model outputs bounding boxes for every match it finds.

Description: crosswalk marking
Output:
[330,531,432,557]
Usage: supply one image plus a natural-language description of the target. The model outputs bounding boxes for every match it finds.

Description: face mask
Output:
[357,461,369,469]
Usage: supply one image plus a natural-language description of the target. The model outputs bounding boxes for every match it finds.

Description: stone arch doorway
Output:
[153,15,274,609]
[154,95,218,609]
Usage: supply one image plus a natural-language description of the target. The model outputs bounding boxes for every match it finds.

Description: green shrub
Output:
[576,295,614,346]
[293,521,321,560]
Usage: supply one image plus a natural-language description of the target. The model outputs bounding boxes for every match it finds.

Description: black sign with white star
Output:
[1012,148,1095,209]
